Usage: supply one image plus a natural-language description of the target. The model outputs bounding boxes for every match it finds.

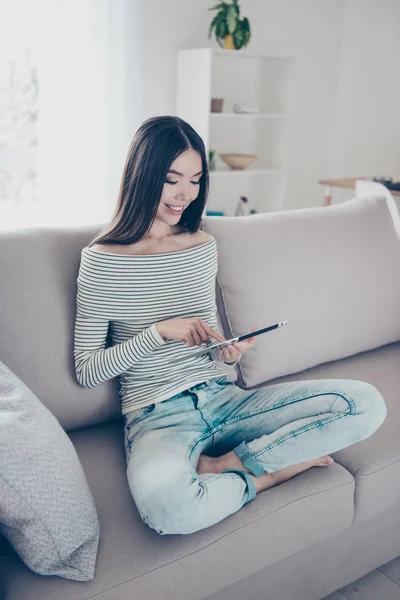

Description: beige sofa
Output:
[1,194,399,600]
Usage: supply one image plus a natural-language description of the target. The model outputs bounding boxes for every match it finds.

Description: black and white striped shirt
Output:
[73,236,230,415]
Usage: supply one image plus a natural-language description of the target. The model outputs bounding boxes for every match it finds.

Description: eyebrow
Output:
[168,169,203,177]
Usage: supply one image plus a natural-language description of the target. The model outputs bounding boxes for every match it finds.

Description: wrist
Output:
[223,356,241,366]
[155,323,168,342]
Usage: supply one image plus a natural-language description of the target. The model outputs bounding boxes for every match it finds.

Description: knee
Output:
[127,454,200,535]
[138,483,202,535]
[344,380,387,434]
[359,381,386,427]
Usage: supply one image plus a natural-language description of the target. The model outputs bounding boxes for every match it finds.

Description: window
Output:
[0,1,39,222]
[0,0,143,229]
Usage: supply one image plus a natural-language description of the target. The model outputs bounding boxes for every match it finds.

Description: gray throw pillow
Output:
[0,360,100,582]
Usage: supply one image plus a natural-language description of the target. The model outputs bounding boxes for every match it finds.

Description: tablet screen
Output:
[189,320,287,357]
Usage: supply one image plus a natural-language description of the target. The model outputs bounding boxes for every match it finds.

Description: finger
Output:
[207,326,226,342]
[191,326,204,346]
[194,323,209,344]
[248,326,258,343]
[202,320,225,342]
[219,347,232,358]
[185,332,195,346]
[225,349,241,361]
[220,348,236,361]
[199,321,214,343]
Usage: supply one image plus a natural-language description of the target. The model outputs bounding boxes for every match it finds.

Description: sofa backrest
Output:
[0,225,120,432]
[1,195,398,431]
[201,195,400,388]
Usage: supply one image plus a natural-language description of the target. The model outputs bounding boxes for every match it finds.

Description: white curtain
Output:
[36,0,144,226]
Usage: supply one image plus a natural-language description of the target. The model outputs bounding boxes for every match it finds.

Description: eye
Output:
[165,180,201,185]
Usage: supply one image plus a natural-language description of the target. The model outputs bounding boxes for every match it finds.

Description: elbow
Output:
[74,352,104,389]
[77,378,94,389]
[75,374,92,389]
[74,366,95,389]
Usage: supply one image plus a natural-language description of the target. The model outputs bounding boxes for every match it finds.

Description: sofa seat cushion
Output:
[1,418,354,600]
[252,341,400,523]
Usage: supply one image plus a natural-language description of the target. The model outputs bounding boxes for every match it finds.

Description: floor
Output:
[322,556,400,600]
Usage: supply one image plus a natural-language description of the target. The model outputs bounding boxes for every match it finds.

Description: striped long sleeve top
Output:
[73,236,232,415]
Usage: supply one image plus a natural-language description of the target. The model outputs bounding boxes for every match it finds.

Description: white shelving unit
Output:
[176,48,293,216]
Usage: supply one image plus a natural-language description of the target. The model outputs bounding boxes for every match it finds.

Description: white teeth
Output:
[166,204,184,211]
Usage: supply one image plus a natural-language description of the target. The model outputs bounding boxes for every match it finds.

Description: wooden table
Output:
[318,177,400,206]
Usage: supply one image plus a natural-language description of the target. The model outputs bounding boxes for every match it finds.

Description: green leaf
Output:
[238,17,251,46]
[209,11,225,39]
[233,27,244,49]
[208,13,219,38]
[217,10,227,20]
[226,4,238,34]
[216,19,227,38]
[243,28,251,47]
[241,16,250,33]
[215,11,226,29]
[208,3,226,11]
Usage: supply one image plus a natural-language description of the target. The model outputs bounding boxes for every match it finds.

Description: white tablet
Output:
[189,320,288,357]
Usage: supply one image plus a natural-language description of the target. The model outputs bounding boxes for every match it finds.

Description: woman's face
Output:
[156,149,203,223]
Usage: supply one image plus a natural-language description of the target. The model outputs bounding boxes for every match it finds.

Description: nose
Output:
[175,182,193,202]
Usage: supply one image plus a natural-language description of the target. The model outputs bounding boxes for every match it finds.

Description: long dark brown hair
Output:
[88,115,209,247]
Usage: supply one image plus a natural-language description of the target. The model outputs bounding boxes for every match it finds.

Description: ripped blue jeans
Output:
[124,376,386,535]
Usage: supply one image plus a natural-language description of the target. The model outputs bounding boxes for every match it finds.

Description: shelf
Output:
[210,168,281,176]
[210,112,285,119]
[177,47,293,213]
[211,48,292,61]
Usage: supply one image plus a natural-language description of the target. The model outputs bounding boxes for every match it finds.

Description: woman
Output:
[74,115,387,535]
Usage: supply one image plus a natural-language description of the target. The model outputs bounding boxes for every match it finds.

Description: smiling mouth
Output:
[164,203,186,213]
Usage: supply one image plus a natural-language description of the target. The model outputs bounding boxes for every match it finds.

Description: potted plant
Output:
[208,0,251,50]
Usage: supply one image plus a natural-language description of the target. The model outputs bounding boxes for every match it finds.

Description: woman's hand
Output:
[216,326,257,364]
[155,317,225,346]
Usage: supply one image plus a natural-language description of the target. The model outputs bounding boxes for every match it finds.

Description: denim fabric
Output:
[124,376,386,535]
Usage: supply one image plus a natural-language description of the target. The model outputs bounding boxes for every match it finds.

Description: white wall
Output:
[140,0,346,210]
[139,0,399,211]
[330,0,400,205]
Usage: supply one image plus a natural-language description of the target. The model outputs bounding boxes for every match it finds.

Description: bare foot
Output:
[197,454,227,476]
[197,451,253,476]
[251,455,334,494]
[269,455,334,484]
[196,452,334,495]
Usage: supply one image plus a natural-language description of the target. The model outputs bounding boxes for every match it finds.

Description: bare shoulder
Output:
[89,242,144,256]
[90,243,123,255]
[195,230,213,243]
[89,230,213,256]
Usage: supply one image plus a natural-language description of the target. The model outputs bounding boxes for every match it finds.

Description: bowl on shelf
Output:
[219,153,257,170]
